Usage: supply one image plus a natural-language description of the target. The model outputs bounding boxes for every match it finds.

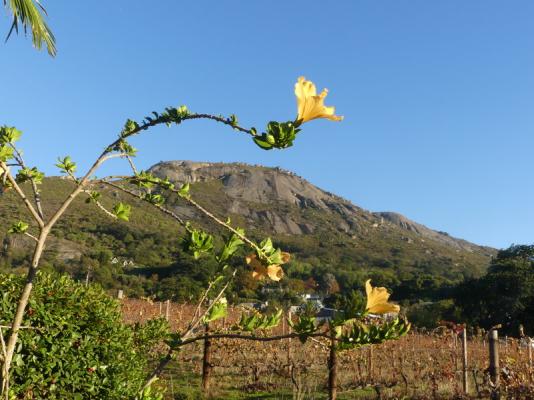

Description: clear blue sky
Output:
[1,1,533,249]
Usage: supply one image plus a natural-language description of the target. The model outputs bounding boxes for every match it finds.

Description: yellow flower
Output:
[295,76,343,124]
[245,252,290,282]
[365,279,400,314]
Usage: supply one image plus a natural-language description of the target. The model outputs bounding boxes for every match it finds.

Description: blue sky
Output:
[1,1,533,249]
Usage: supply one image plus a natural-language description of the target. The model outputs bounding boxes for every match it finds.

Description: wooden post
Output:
[528,337,532,370]
[461,327,469,394]
[165,299,170,321]
[201,323,213,394]
[328,336,338,400]
[368,345,374,382]
[489,329,500,399]
[287,310,292,376]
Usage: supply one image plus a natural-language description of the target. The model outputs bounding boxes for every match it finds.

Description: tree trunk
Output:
[1,229,48,394]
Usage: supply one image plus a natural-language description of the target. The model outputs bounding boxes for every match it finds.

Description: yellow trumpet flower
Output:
[295,76,343,124]
[365,279,400,314]
[245,252,290,282]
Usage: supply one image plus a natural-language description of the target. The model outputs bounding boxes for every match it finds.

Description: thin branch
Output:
[0,161,44,228]
[8,143,45,220]
[186,113,256,136]
[102,180,187,227]
[23,232,38,242]
[125,155,138,175]
[178,331,329,347]
[183,270,236,339]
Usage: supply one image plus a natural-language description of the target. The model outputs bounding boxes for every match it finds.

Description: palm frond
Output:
[4,0,56,56]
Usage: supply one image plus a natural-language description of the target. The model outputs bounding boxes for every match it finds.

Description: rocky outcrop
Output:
[149,161,493,256]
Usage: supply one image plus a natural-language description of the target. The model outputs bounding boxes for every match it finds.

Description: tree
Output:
[3,0,56,56]
[455,244,534,335]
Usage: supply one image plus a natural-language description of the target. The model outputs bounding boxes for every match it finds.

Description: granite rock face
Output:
[149,161,494,257]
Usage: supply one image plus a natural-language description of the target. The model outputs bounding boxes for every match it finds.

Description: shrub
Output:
[0,272,167,399]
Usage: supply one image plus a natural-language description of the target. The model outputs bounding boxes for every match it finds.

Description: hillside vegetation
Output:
[0,161,495,304]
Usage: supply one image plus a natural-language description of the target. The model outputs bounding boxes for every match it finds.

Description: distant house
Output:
[299,293,324,310]
[237,301,268,311]
[315,307,337,322]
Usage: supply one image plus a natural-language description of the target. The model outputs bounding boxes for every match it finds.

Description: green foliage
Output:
[3,0,56,56]
[217,231,245,264]
[327,290,367,323]
[0,272,167,399]
[289,314,321,343]
[337,318,411,350]
[55,156,77,175]
[0,144,14,162]
[8,220,29,234]
[84,190,101,204]
[143,193,165,206]
[253,121,300,150]
[181,224,214,259]
[119,106,191,139]
[235,309,283,332]
[202,298,228,323]
[15,166,44,185]
[257,237,286,265]
[112,202,131,221]
[115,139,137,156]
[0,126,22,144]
[455,244,534,335]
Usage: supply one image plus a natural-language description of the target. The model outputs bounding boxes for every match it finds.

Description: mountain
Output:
[0,161,495,300]
[148,161,494,278]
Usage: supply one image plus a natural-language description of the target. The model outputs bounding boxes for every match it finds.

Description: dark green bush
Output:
[0,272,168,399]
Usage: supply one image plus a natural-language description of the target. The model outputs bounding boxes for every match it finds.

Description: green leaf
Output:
[121,119,139,137]
[85,191,101,204]
[15,167,44,185]
[0,126,22,144]
[55,156,77,174]
[203,298,228,323]
[178,183,190,198]
[217,230,245,264]
[0,145,14,162]
[253,121,299,150]
[112,202,131,221]
[181,225,214,259]
[8,221,29,234]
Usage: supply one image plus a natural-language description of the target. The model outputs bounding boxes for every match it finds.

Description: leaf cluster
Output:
[253,121,300,150]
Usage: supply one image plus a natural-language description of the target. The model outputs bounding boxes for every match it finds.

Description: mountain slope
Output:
[0,161,495,299]
[149,161,494,280]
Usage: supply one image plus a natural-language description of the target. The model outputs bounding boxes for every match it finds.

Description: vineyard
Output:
[122,299,534,399]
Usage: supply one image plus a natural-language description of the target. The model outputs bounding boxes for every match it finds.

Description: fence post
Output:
[165,300,170,321]
[368,345,374,382]
[328,336,338,400]
[489,329,500,399]
[461,327,468,394]
[529,338,533,369]
[201,323,213,394]
[287,310,292,376]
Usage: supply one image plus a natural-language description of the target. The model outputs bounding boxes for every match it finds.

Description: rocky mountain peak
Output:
[149,161,494,257]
